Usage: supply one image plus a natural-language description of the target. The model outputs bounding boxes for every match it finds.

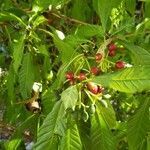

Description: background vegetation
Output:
[0,0,150,149]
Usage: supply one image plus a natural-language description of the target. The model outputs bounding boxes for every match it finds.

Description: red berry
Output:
[90,67,100,75]
[108,49,116,57]
[65,71,74,80]
[95,53,103,62]
[115,61,125,69]
[87,82,99,94]
[108,43,117,51]
[77,73,86,81]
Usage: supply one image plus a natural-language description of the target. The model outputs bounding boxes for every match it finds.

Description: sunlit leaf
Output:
[60,124,82,150]
[93,66,150,93]
[61,85,78,110]
[34,101,66,150]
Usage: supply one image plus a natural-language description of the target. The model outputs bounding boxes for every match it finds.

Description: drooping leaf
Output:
[127,98,150,150]
[122,42,150,65]
[0,12,26,27]
[13,34,25,73]
[34,101,66,150]
[61,85,78,110]
[60,124,82,150]
[91,102,116,150]
[93,66,150,93]
[19,53,35,99]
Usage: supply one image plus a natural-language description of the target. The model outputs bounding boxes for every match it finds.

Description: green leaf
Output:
[60,124,82,150]
[93,66,150,93]
[91,102,116,150]
[70,0,91,21]
[4,139,25,150]
[75,24,104,38]
[13,34,25,73]
[33,15,47,28]
[19,53,35,99]
[127,98,150,150]
[53,36,75,64]
[34,101,66,150]
[61,85,78,110]
[122,42,150,65]
[98,100,116,128]
[38,44,49,56]
[93,0,120,31]
[145,2,150,17]
[7,64,16,104]
[0,12,26,27]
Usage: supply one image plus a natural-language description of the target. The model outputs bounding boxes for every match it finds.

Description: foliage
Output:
[0,0,150,150]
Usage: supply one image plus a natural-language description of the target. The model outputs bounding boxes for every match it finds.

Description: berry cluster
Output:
[65,42,128,97]
[108,42,126,69]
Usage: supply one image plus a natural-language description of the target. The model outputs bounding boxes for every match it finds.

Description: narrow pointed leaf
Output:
[19,53,35,99]
[13,34,25,73]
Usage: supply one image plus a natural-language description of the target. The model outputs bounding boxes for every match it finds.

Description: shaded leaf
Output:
[19,53,35,99]
[0,12,26,27]
[93,0,121,31]
[127,98,150,150]
[13,34,25,73]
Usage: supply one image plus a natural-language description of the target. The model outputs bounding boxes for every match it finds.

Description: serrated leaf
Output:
[34,101,66,150]
[127,98,150,150]
[122,42,150,65]
[61,85,78,110]
[93,66,150,93]
[60,124,82,150]
[19,53,35,99]
[13,34,25,73]
[91,102,116,150]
